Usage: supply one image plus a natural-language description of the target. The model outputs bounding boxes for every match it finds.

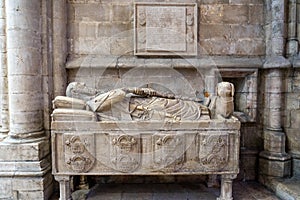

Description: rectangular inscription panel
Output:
[146,6,186,52]
[134,3,197,56]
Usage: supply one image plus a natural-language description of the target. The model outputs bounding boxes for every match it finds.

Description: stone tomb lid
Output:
[134,2,197,56]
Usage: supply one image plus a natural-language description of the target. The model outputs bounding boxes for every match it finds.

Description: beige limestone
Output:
[0,0,299,199]
[51,81,240,199]
[0,0,8,137]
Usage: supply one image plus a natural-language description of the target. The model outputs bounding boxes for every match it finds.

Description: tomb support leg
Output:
[55,175,72,200]
[217,174,236,200]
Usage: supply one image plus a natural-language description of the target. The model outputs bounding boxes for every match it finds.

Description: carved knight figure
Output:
[52,81,235,122]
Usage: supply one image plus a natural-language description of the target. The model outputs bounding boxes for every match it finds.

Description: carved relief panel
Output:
[152,133,185,171]
[63,134,96,173]
[134,3,197,56]
[198,132,229,171]
[109,134,141,172]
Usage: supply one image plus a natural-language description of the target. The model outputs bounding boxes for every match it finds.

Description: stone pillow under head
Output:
[51,108,96,121]
[52,96,86,110]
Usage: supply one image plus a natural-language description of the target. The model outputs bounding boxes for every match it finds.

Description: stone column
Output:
[53,0,67,97]
[0,0,8,138]
[259,69,291,177]
[287,0,298,57]
[5,0,44,141]
[0,0,53,199]
[293,0,300,66]
[259,0,291,179]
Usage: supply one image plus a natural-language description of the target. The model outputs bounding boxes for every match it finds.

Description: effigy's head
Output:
[66,82,86,96]
[216,82,235,98]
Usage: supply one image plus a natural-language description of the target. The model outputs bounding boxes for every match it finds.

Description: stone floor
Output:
[59,181,281,200]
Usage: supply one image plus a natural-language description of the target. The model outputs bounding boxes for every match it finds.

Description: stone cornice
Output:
[263,56,291,69]
[66,55,264,69]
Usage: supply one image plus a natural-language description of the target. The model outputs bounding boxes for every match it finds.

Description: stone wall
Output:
[199,0,264,56]
[64,0,266,182]
[284,68,300,176]
[67,0,265,57]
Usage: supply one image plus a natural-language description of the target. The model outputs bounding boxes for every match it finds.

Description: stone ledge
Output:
[66,56,263,69]
[263,56,291,69]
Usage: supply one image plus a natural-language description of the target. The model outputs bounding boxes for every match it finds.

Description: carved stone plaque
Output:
[109,134,141,173]
[63,134,96,173]
[198,132,229,171]
[134,3,197,56]
[152,133,185,171]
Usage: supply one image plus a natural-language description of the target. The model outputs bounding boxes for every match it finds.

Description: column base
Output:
[2,131,46,144]
[0,139,53,199]
[289,151,300,177]
[259,151,291,177]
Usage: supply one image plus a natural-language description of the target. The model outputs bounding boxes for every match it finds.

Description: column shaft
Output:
[266,69,283,130]
[0,0,8,136]
[287,0,298,56]
[53,0,67,97]
[271,0,286,56]
[6,0,44,139]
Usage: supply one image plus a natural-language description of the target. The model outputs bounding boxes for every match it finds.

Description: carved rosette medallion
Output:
[110,134,141,172]
[64,134,95,173]
[134,3,197,56]
[198,133,229,170]
[152,133,185,171]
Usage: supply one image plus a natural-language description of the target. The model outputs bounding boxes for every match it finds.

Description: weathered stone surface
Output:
[74,4,110,22]
[1,0,300,199]
[223,5,249,24]
[135,3,197,56]
[259,157,291,177]
[112,4,132,22]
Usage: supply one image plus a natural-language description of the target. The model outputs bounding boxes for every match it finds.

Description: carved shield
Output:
[198,132,229,170]
[64,134,96,173]
[109,134,141,173]
[153,133,185,171]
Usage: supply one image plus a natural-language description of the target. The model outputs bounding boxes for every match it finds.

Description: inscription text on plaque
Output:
[134,3,197,56]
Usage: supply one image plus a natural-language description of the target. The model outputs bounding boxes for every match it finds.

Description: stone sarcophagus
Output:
[51,82,240,200]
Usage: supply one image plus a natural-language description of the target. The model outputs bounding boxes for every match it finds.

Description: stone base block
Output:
[0,139,50,161]
[259,156,291,177]
[292,158,300,177]
[0,171,53,199]
[0,139,53,199]
[288,152,300,177]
